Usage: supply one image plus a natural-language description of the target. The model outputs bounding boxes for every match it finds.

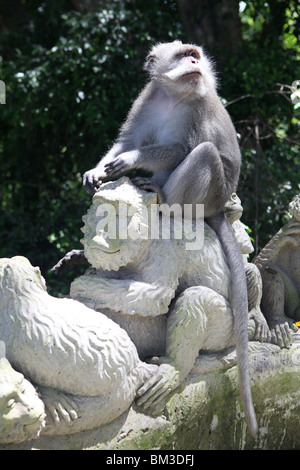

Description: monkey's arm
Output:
[104,142,187,177]
[70,275,176,317]
[83,141,186,195]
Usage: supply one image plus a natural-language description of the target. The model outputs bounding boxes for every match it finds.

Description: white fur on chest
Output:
[146,93,189,145]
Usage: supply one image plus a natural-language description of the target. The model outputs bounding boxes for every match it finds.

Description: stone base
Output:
[2,337,300,450]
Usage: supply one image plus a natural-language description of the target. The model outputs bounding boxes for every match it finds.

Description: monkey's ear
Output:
[144,53,156,72]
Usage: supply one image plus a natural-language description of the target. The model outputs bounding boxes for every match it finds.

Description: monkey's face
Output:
[144,42,216,98]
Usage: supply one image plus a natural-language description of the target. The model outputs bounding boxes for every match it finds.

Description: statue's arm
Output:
[70,276,176,317]
[51,250,88,274]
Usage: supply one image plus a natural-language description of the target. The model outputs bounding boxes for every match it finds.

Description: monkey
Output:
[83,41,258,436]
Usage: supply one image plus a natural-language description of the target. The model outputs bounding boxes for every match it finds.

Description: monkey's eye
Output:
[177,50,200,59]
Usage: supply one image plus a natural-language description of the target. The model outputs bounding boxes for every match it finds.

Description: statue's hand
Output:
[269,317,298,349]
[39,387,79,426]
[248,307,272,343]
[135,360,180,410]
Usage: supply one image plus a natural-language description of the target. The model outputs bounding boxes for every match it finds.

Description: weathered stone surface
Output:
[2,337,300,450]
[1,180,299,450]
[254,193,300,348]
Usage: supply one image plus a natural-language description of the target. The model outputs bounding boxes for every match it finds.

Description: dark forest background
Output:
[0,0,299,294]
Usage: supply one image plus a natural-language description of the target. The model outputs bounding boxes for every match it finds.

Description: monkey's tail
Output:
[207,212,258,437]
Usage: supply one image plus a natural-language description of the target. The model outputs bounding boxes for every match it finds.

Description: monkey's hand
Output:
[135,360,180,410]
[104,151,138,178]
[83,167,106,195]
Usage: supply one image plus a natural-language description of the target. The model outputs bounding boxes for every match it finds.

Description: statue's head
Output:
[0,256,47,296]
[224,193,243,224]
[0,358,45,444]
[81,177,157,271]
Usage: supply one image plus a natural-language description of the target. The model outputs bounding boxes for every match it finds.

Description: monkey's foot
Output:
[132,177,165,204]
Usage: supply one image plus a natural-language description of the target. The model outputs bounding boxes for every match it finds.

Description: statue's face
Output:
[81,178,153,271]
[224,193,243,224]
[88,197,124,254]
[0,360,45,444]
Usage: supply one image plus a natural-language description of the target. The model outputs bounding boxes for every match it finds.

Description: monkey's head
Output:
[144,41,216,98]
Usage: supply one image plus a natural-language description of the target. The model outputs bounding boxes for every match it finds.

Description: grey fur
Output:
[83,42,257,436]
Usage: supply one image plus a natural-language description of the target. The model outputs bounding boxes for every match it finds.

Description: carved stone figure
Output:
[0,356,46,444]
[0,255,157,442]
[2,179,300,448]
[70,178,266,410]
[254,193,300,348]
[224,193,271,343]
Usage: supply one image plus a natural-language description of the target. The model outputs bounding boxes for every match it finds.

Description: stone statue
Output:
[254,193,300,349]
[1,177,263,443]
[0,255,157,443]
[1,181,300,449]
[70,178,267,409]
[224,193,271,343]
[0,354,46,444]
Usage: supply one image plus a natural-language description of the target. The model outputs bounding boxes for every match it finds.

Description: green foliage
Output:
[220,1,300,252]
[0,0,183,294]
[0,0,299,294]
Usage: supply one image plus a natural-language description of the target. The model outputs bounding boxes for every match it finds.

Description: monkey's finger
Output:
[104,160,120,170]
[94,180,102,192]
[85,183,96,196]
[105,163,126,175]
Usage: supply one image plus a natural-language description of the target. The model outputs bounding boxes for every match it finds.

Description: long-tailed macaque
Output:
[83,41,258,436]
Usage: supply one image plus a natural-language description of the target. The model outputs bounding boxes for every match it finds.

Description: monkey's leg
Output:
[162,142,229,215]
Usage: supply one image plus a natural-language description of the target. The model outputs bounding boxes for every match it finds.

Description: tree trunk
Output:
[176,0,242,65]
